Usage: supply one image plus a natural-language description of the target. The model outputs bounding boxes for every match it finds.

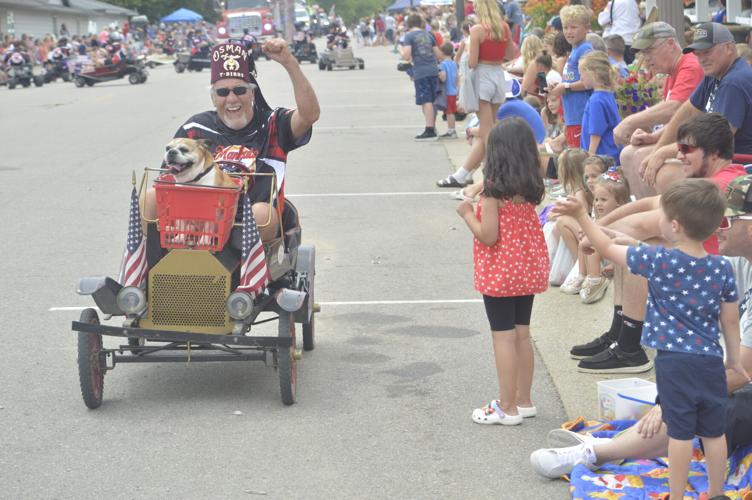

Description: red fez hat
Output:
[210,41,271,114]
[211,42,251,83]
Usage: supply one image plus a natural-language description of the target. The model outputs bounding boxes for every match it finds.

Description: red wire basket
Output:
[154,180,241,252]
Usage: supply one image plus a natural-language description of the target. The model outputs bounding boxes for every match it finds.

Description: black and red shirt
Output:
[174,107,311,205]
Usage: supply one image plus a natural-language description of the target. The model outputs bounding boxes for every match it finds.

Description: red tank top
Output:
[477,23,509,62]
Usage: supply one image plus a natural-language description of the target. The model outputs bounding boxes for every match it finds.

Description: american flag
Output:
[236,192,270,297]
[117,186,147,287]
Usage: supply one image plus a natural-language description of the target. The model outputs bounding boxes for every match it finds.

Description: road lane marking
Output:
[316,125,424,130]
[287,191,450,198]
[50,299,481,312]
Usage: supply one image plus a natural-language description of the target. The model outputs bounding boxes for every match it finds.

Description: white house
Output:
[0,0,137,39]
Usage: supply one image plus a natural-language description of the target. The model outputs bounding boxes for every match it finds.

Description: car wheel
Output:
[128,73,140,85]
[34,76,44,87]
[175,63,185,73]
[77,308,105,409]
[278,311,298,405]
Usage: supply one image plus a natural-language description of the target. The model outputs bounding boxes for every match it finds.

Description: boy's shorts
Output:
[414,75,439,105]
[445,95,457,114]
[565,125,582,149]
[655,350,728,440]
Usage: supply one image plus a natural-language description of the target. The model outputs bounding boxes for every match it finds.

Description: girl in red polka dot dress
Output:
[457,117,550,426]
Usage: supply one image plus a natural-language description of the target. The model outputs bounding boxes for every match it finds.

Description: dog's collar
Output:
[186,165,214,183]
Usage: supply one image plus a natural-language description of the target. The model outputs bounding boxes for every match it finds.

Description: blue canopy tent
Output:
[161,8,204,23]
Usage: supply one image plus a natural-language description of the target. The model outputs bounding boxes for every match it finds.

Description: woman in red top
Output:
[457,118,549,426]
[437,0,512,196]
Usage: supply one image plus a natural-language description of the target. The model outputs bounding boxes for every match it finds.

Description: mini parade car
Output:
[173,48,212,73]
[71,166,317,408]
[293,40,318,64]
[318,46,364,71]
[73,57,148,87]
[5,53,45,89]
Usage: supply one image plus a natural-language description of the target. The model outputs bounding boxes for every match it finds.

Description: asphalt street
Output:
[0,46,570,498]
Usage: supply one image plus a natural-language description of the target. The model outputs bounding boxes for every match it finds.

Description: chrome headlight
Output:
[227,292,254,320]
[263,23,273,32]
[218,26,227,35]
[116,286,146,315]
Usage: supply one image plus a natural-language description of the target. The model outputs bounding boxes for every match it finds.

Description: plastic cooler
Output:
[597,378,657,421]
[154,181,241,252]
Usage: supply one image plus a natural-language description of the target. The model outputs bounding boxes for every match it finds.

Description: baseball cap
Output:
[683,22,734,53]
[725,174,752,216]
[631,22,677,50]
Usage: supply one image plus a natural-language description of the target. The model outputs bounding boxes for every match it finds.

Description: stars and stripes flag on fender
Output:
[237,192,270,297]
[117,186,147,287]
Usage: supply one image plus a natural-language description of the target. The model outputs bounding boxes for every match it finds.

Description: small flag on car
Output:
[117,183,147,287]
[236,191,270,297]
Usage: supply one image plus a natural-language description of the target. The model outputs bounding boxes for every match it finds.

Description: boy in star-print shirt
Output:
[554,178,747,500]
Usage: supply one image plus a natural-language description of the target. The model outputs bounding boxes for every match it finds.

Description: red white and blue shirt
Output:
[627,245,738,358]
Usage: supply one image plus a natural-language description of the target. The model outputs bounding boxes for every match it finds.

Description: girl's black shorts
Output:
[482,294,535,331]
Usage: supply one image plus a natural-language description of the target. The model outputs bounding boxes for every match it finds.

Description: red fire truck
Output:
[216,0,276,43]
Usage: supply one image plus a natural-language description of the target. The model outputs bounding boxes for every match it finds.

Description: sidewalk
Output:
[436,125,656,419]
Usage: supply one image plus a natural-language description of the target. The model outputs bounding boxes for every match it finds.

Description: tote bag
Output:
[458,68,479,113]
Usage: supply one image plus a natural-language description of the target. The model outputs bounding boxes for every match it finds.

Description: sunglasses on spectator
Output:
[212,84,256,97]
[677,143,699,155]
[718,214,752,230]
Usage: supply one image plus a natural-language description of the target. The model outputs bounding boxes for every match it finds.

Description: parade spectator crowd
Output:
[388,1,752,497]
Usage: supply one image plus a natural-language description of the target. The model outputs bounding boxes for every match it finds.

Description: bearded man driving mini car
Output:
[143,38,319,241]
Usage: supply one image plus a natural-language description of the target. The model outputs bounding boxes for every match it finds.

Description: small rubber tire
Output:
[74,76,85,88]
[128,73,140,84]
[33,76,44,87]
[22,79,31,88]
[77,308,105,409]
[62,72,71,82]
[139,73,147,84]
[85,80,94,87]
[8,78,16,89]
[175,63,185,73]
[278,311,297,405]
[326,62,332,71]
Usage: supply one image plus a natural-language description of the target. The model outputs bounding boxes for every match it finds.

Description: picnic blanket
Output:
[564,417,752,499]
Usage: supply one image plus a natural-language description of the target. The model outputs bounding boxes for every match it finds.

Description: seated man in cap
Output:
[172,39,319,241]
[612,22,704,199]
[639,22,752,194]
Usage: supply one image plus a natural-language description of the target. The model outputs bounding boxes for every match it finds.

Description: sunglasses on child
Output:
[718,214,752,230]
[212,84,256,97]
[677,143,699,155]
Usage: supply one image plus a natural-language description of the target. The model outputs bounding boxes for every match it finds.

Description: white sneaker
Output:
[546,429,612,448]
[560,274,585,294]
[530,444,596,479]
[580,276,610,304]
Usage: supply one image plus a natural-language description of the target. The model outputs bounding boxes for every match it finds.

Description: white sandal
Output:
[471,400,523,426]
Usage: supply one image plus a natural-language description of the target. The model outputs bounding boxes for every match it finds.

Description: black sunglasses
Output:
[677,143,699,155]
[213,85,254,97]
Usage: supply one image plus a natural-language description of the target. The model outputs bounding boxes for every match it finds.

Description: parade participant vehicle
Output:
[174,48,212,73]
[216,0,276,45]
[319,27,363,71]
[292,23,317,64]
[73,56,148,87]
[44,47,72,83]
[71,165,317,408]
[318,46,364,71]
[5,52,44,88]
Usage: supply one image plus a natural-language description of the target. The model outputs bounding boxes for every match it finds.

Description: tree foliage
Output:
[106,0,220,23]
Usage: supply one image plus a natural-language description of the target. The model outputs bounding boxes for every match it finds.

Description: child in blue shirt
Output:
[578,51,622,161]
[555,178,747,500]
[438,42,459,139]
[548,5,593,149]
